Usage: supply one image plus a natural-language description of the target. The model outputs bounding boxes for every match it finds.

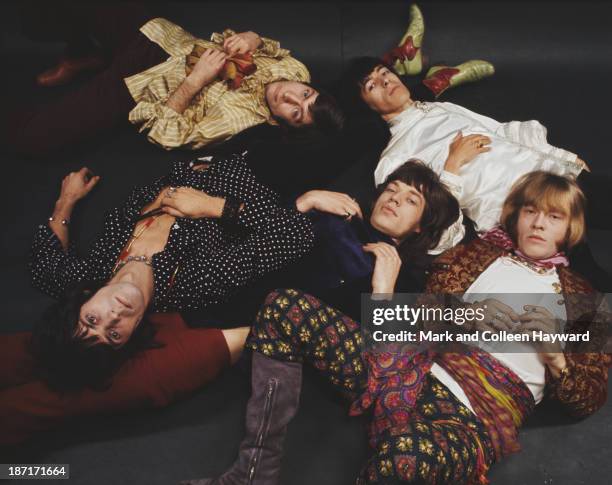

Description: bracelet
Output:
[49,216,70,226]
[221,196,241,224]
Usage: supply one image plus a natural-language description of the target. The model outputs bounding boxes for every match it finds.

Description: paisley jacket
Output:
[426,238,611,418]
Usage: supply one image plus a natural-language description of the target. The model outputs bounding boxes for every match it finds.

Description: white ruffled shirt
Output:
[374,102,584,254]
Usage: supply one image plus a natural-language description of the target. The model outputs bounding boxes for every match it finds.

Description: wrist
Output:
[372,280,396,294]
[443,157,461,174]
[209,196,225,218]
[295,192,314,213]
[184,74,207,93]
[54,198,76,216]
[546,353,567,378]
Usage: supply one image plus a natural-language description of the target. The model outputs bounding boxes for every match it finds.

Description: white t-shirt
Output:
[430,255,566,412]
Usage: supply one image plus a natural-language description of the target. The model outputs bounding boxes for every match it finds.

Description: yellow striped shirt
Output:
[124,18,310,150]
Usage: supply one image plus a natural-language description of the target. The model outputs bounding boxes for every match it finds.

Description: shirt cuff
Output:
[440,170,464,199]
[257,36,289,58]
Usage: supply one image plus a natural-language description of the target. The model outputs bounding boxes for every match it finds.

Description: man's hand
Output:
[515,304,564,359]
[51,167,99,250]
[161,186,225,219]
[363,242,402,294]
[444,131,491,175]
[576,157,591,172]
[58,167,100,206]
[186,48,227,90]
[470,298,519,332]
[295,190,363,220]
[223,31,262,55]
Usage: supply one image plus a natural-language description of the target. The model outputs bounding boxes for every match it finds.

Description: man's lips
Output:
[116,295,134,310]
[382,205,397,217]
[527,234,546,243]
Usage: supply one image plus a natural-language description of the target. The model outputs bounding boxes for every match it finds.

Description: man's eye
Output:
[86,314,97,325]
[303,89,309,98]
[110,331,120,340]
[292,108,300,119]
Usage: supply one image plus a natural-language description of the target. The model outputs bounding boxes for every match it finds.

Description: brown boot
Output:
[37,55,106,87]
[180,352,302,485]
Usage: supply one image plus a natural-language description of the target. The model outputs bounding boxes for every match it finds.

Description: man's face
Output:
[370,180,424,241]
[360,65,412,120]
[75,282,146,349]
[265,81,319,127]
[516,205,570,260]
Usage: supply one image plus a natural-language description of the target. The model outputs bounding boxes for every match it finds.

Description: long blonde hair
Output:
[500,171,586,250]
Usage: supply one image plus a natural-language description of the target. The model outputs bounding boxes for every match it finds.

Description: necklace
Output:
[112,255,153,276]
[506,252,555,275]
[112,213,161,274]
[413,100,431,113]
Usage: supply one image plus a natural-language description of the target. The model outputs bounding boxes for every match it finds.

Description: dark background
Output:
[1,2,611,484]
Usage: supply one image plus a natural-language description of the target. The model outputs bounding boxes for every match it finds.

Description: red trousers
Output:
[0,313,229,446]
[5,4,165,157]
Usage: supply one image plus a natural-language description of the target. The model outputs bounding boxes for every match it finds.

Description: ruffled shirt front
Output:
[124,18,310,150]
[374,102,584,253]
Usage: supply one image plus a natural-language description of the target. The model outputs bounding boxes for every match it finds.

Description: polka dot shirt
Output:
[31,152,314,311]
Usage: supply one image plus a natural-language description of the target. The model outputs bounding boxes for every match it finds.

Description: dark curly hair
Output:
[273,83,345,144]
[374,160,460,265]
[31,280,161,393]
[338,56,385,117]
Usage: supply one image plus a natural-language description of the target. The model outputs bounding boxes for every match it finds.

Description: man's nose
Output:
[109,306,123,318]
[284,91,300,104]
[532,212,546,228]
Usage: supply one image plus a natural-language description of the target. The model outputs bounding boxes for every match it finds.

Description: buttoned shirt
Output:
[31,153,314,311]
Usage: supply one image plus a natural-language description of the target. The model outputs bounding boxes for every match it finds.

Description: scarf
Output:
[479,226,569,268]
[186,46,256,90]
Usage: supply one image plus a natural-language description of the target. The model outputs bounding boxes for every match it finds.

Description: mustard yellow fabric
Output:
[124,18,310,150]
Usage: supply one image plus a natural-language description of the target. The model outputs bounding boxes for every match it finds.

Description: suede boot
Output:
[181,352,302,485]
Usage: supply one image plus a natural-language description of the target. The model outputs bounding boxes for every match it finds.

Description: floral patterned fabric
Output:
[427,238,612,419]
[246,288,494,484]
[349,347,534,464]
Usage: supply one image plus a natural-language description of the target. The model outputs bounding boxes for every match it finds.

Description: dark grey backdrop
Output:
[1,2,611,484]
